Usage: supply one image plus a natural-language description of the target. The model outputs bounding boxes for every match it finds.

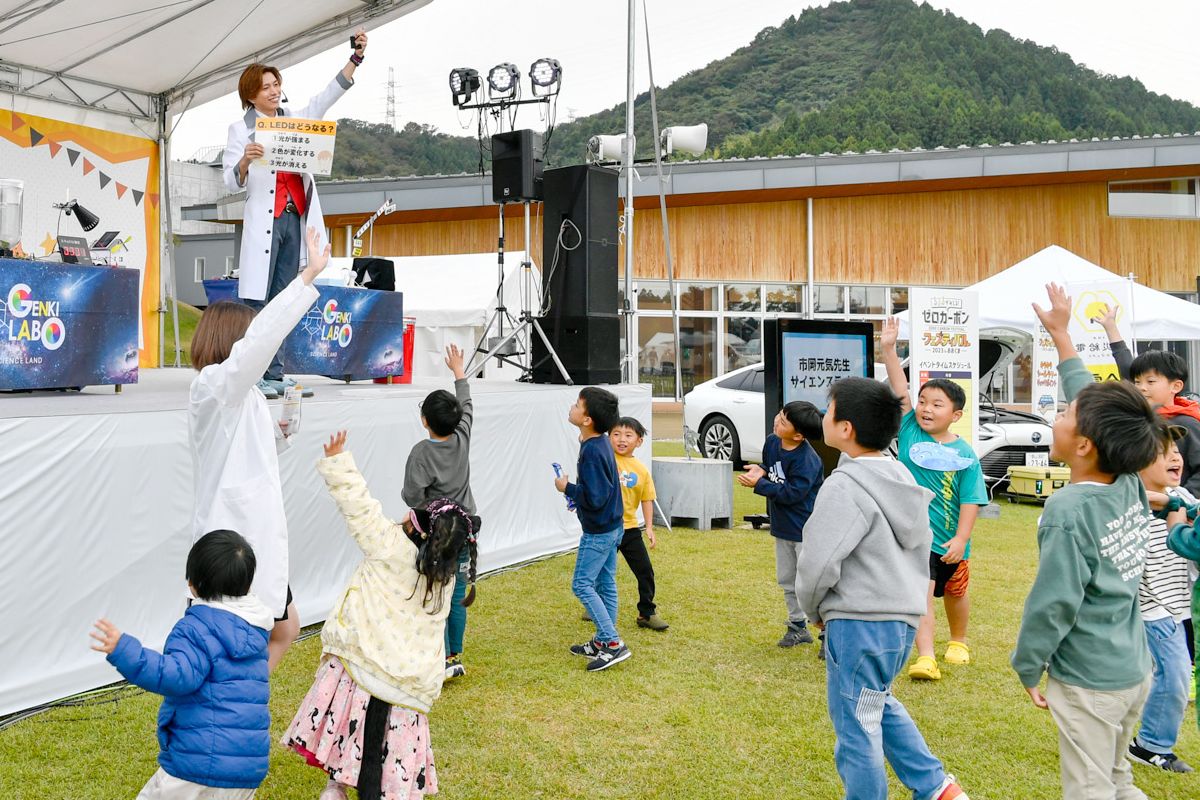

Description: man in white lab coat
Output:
[221,28,368,398]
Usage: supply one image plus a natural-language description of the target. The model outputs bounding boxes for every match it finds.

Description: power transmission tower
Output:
[386,67,397,131]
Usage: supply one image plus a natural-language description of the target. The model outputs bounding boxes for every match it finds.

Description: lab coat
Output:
[189,276,319,617]
[222,71,352,302]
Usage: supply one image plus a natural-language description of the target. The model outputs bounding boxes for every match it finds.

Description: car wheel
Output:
[699,415,743,469]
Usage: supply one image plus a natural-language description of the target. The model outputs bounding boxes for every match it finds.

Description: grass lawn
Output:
[2,442,1198,798]
[160,300,202,367]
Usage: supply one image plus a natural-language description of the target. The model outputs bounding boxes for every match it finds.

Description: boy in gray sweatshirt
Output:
[402,343,477,679]
[798,377,969,800]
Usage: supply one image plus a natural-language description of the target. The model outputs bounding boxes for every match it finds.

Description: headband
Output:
[415,498,477,544]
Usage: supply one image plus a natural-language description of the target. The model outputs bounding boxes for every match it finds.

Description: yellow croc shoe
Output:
[944,641,971,665]
[908,655,941,681]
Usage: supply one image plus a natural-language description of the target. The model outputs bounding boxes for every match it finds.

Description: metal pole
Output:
[622,0,637,384]
[157,97,181,368]
[806,197,814,319]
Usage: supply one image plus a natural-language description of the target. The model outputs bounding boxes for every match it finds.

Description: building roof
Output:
[183,132,1200,224]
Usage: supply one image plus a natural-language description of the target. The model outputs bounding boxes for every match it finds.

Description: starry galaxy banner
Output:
[0,258,139,390]
[281,285,405,380]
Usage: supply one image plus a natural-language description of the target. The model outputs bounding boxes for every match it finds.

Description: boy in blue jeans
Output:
[555,386,629,672]
[798,378,969,800]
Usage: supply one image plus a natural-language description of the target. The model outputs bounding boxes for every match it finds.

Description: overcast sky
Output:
[170,0,1200,160]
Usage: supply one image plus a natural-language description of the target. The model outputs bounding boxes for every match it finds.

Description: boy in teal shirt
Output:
[882,319,989,681]
[1012,283,1162,800]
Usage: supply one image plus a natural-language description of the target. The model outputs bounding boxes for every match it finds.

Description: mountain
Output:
[328,0,1200,178]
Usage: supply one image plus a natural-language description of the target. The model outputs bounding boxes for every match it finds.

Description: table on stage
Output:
[0,257,139,392]
[203,278,407,381]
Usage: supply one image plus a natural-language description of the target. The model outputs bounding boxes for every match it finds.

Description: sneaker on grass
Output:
[570,639,602,658]
[586,641,632,671]
[636,614,670,631]
[444,654,465,680]
[1128,740,1194,773]
[777,623,813,647]
[933,773,969,799]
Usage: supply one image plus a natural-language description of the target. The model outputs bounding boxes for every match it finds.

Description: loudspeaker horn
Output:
[660,123,708,157]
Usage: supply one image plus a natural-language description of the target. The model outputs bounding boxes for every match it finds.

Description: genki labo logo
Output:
[6,284,66,351]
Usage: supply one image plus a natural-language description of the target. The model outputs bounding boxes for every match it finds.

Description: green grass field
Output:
[2,443,1198,799]
[161,300,202,367]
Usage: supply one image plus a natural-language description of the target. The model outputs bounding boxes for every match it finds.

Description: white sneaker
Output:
[931,774,968,800]
[319,780,348,800]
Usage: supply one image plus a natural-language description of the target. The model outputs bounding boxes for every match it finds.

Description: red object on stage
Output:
[374,316,415,384]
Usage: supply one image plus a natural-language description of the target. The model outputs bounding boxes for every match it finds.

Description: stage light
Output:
[64,199,100,232]
[586,134,626,163]
[529,57,561,97]
[487,63,520,100]
[660,123,708,158]
[449,67,480,107]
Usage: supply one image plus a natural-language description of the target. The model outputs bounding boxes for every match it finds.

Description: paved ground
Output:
[652,403,682,440]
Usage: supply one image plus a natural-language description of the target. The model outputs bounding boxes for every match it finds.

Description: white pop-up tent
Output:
[896,245,1200,340]
[328,252,539,379]
[0,0,436,365]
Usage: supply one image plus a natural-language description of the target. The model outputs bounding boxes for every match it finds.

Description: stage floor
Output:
[0,369,651,715]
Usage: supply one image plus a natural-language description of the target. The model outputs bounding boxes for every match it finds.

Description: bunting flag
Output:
[48,141,61,158]
[115,182,127,199]
[82,158,95,175]
[28,128,43,147]
[11,113,24,131]
[98,172,111,189]
[148,193,159,209]
[67,148,80,165]
[132,189,144,206]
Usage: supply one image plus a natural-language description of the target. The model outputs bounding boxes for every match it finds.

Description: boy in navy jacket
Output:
[555,387,629,672]
[91,531,272,799]
[739,401,825,648]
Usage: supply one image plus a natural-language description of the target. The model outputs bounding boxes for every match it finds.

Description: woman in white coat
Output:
[189,226,330,670]
[221,28,367,398]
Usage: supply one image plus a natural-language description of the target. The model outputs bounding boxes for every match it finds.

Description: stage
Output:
[0,370,652,716]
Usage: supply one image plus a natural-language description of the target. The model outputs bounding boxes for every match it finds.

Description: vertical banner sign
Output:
[253,118,338,176]
[1064,280,1133,383]
[910,287,980,447]
[1032,321,1060,423]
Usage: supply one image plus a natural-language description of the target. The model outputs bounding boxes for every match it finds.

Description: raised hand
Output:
[89,618,121,654]
[445,344,466,379]
[324,430,348,457]
[1032,282,1072,335]
[300,226,332,285]
[353,27,368,55]
[881,317,900,350]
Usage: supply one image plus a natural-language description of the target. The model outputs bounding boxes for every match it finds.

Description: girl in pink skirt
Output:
[282,430,479,800]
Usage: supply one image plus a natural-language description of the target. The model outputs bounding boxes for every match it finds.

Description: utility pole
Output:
[386,67,397,131]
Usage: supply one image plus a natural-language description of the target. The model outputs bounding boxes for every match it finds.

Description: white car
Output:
[683,335,1052,492]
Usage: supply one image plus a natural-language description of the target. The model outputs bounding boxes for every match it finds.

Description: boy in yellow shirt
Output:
[610,417,669,631]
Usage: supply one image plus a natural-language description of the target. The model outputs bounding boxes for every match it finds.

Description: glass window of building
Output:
[849,286,886,315]
[726,317,762,372]
[1108,177,1198,219]
[678,283,717,312]
[891,286,909,314]
[637,282,672,310]
[725,284,762,312]
[766,284,803,313]
[815,284,844,314]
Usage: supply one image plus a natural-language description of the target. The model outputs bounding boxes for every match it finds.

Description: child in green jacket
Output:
[1012,283,1162,800]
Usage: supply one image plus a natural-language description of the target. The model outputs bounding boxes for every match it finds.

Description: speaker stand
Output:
[468,202,571,383]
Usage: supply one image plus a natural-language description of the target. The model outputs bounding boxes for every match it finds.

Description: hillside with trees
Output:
[327,0,1200,179]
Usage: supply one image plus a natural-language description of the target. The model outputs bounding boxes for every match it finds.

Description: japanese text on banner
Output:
[253,117,338,177]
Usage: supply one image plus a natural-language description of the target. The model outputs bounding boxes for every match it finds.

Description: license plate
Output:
[1025,452,1049,467]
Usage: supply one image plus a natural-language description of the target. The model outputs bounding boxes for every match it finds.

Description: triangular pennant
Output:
[148,193,159,209]
[28,128,43,147]
[115,182,127,199]
[82,158,95,175]
[132,189,143,206]
[48,141,61,158]
[11,114,25,131]
[98,172,111,189]
[67,149,80,165]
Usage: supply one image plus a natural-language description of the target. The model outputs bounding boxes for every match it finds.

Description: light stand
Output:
[467,201,572,383]
[470,203,522,374]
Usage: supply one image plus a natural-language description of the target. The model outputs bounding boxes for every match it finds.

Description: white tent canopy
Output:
[896,245,1200,341]
[0,1,432,132]
[328,252,538,380]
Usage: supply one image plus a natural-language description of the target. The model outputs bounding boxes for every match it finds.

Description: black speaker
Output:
[531,315,621,385]
[351,257,395,291]
[540,164,619,318]
[491,130,543,202]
